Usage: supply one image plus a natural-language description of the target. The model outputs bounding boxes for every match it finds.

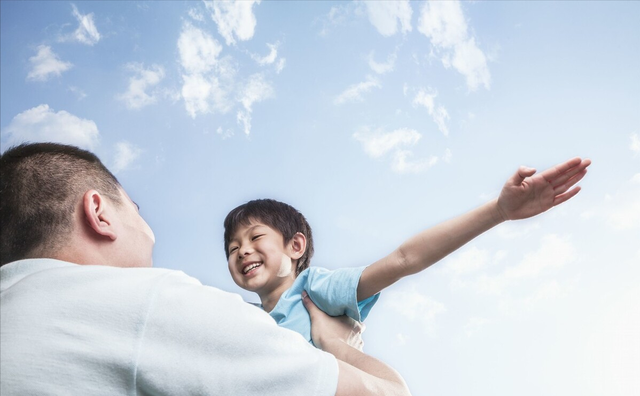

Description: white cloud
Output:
[418,0,490,91]
[631,133,640,154]
[177,22,274,134]
[68,86,87,100]
[181,73,214,118]
[412,88,450,136]
[368,51,397,74]
[418,0,467,49]
[446,37,491,92]
[204,0,261,46]
[178,23,234,118]
[238,73,274,112]
[236,111,251,136]
[275,58,286,74]
[385,286,446,334]
[1,104,99,151]
[353,126,421,158]
[216,126,234,139]
[495,221,541,240]
[251,42,279,65]
[250,42,286,73]
[27,45,73,82]
[498,278,576,315]
[118,63,165,110]
[364,0,412,37]
[603,176,640,231]
[394,333,409,346]
[60,4,101,45]
[442,148,452,163]
[391,150,438,174]
[334,76,381,105]
[580,209,596,220]
[584,286,640,395]
[112,141,142,174]
[504,234,576,280]
[188,8,205,21]
[606,193,640,231]
[443,246,491,275]
[353,126,449,174]
[451,234,576,296]
[235,73,274,135]
[317,4,354,37]
[463,317,490,338]
[523,280,564,306]
[178,23,223,75]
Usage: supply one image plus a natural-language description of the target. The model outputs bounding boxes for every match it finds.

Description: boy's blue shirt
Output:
[263,266,380,344]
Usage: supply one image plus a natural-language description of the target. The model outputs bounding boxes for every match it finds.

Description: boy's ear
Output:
[83,190,118,241]
[288,232,307,260]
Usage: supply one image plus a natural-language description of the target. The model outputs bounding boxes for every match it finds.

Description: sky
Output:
[1,1,639,395]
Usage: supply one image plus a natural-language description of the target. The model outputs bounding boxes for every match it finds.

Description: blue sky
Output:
[2,1,639,394]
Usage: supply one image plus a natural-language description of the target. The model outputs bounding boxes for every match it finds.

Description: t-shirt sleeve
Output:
[306,266,380,322]
[135,271,338,396]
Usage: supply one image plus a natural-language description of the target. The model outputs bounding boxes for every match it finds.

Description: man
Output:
[0,143,410,396]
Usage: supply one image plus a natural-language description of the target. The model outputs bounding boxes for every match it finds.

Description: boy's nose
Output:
[238,246,253,258]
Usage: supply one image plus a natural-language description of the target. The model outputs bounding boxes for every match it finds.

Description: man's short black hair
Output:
[0,142,121,265]
[224,199,314,276]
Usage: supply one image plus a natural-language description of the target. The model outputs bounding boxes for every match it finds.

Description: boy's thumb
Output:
[518,166,536,178]
[513,166,536,184]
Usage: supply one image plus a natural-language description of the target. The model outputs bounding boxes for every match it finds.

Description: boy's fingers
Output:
[554,169,588,193]
[553,186,581,207]
[551,166,583,187]
[550,159,590,187]
[539,157,583,180]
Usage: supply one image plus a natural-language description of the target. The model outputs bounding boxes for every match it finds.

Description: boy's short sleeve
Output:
[306,266,380,322]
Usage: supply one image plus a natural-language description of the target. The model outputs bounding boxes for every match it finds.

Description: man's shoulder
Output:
[1,258,200,292]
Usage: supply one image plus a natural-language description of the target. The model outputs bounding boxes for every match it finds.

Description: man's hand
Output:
[303,291,411,396]
[497,157,591,221]
[302,291,365,352]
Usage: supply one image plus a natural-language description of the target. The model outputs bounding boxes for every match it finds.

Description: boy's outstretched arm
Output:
[357,157,591,301]
[303,291,411,396]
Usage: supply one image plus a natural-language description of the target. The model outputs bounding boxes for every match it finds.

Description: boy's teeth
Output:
[243,263,262,274]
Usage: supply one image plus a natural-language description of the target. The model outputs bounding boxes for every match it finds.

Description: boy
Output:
[224,157,591,345]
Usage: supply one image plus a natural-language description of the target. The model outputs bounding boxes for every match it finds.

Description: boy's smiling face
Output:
[227,220,300,298]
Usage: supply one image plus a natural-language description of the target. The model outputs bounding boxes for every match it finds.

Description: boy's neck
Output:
[258,277,295,313]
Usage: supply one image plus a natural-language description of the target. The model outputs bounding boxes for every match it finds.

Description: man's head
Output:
[0,142,153,267]
[224,199,314,277]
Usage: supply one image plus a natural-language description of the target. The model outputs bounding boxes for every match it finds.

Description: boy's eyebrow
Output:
[233,224,265,239]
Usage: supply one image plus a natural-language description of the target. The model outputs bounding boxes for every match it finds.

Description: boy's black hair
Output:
[224,199,314,276]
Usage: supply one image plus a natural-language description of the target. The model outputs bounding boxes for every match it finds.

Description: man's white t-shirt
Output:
[0,259,338,395]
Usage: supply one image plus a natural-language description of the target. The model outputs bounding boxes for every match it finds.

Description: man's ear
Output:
[83,190,117,241]
[289,232,307,260]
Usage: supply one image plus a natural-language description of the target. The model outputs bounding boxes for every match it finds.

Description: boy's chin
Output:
[234,279,262,293]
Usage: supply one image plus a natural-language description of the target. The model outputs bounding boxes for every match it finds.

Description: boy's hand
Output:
[497,157,591,221]
[302,290,365,352]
